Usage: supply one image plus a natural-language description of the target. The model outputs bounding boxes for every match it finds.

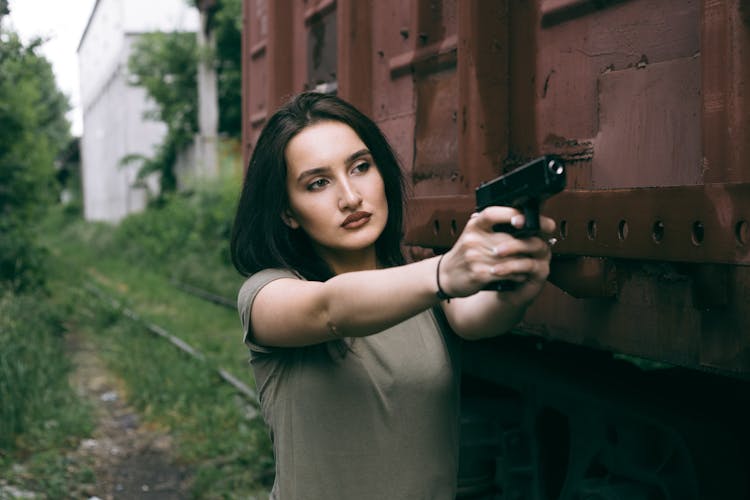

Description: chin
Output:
[338,229,382,251]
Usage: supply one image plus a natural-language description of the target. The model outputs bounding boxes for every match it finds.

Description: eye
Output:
[307,178,329,191]
[351,161,371,175]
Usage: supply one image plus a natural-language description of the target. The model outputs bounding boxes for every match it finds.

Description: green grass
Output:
[69,294,273,496]
[0,289,96,497]
[42,170,250,381]
[2,449,98,499]
[83,256,249,381]
[2,144,275,497]
[2,169,273,497]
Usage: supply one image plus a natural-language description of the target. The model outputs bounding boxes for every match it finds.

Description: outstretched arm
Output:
[246,206,554,348]
[248,256,444,347]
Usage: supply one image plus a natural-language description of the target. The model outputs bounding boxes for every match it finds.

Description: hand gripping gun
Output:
[475,155,567,291]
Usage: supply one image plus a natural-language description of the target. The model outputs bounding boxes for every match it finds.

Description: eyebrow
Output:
[295,148,372,183]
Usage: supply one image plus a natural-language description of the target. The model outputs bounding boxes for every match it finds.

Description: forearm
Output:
[442,291,529,340]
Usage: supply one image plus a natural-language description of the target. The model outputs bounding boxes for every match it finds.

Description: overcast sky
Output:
[5,0,98,136]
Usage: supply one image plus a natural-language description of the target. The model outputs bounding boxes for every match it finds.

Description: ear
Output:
[281,209,300,229]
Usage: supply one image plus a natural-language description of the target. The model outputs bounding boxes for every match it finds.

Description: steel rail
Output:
[84,283,258,406]
[170,280,236,309]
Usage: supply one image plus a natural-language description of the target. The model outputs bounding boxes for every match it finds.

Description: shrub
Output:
[0,29,71,291]
[104,170,243,297]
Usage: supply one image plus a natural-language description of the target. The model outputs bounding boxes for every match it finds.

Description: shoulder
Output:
[238,268,302,304]
[238,268,304,351]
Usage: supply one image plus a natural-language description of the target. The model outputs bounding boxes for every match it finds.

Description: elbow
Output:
[315,295,343,339]
[325,318,345,339]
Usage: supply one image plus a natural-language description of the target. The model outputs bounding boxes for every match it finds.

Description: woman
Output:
[230,92,555,499]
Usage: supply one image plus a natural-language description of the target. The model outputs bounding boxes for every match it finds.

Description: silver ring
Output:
[547,237,558,247]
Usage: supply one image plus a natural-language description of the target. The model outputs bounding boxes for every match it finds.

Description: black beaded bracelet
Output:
[435,254,453,302]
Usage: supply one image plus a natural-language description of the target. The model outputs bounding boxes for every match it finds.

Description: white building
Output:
[78,0,199,222]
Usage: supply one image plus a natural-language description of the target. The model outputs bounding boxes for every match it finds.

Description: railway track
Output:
[84,282,257,406]
[170,280,236,309]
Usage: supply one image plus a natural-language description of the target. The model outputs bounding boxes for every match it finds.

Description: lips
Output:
[341,211,372,228]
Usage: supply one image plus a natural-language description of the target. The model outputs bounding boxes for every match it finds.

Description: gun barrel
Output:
[475,156,566,210]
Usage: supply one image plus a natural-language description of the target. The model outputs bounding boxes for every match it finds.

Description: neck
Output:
[316,246,379,275]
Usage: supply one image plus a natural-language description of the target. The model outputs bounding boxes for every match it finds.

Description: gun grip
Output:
[483,280,521,292]
[485,201,541,292]
[514,203,541,238]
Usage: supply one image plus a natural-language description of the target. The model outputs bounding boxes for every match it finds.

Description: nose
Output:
[338,178,363,210]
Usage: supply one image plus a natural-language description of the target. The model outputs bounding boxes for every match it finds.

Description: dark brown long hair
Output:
[230,92,407,281]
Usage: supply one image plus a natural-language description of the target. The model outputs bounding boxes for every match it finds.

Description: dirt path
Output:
[67,332,193,499]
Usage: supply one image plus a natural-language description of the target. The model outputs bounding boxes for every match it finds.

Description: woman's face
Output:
[283,121,388,272]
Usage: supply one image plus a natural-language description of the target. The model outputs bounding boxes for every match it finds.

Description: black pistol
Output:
[475,155,566,291]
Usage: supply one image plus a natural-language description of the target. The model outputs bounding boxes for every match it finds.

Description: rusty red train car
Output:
[241,1,750,497]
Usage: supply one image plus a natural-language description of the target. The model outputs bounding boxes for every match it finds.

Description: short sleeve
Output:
[237,268,301,353]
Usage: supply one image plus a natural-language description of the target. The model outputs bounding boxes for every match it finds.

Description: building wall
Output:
[78,0,199,222]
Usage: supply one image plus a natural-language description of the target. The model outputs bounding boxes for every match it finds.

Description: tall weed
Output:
[105,172,243,298]
[0,290,92,454]
[83,292,274,495]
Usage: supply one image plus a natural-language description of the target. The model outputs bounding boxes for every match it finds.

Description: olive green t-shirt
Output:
[238,269,461,499]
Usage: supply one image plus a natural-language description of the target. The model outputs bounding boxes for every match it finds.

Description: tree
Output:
[211,0,242,137]
[0,28,71,290]
[184,0,242,136]
[125,0,241,196]
[126,31,199,194]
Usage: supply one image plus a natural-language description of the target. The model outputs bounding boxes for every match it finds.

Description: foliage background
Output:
[0,22,96,496]
[0,29,70,291]
[125,0,242,197]
[1,0,271,495]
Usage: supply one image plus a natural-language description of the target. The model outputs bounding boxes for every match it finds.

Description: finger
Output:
[489,269,529,282]
[538,215,557,235]
[472,206,524,232]
[489,256,537,277]
[487,235,551,258]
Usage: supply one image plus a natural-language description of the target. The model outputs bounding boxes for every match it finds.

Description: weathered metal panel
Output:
[525,264,750,375]
[548,186,750,264]
[337,0,373,115]
[703,0,750,183]
[414,68,459,189]
[406,0,749,376]
[412,0,460,196]
[304,0,338,90]
[371,0,415,122]
[242,0,268,166]
[537,0,703,189]
[266,0,296,109]
[457,1,510,191]
[407,186,750,265]
[241,0,750,375]
[594,58,702,188]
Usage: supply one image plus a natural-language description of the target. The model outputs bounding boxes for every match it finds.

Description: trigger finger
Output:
[475,206,523,232]
[539,215,557,235]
